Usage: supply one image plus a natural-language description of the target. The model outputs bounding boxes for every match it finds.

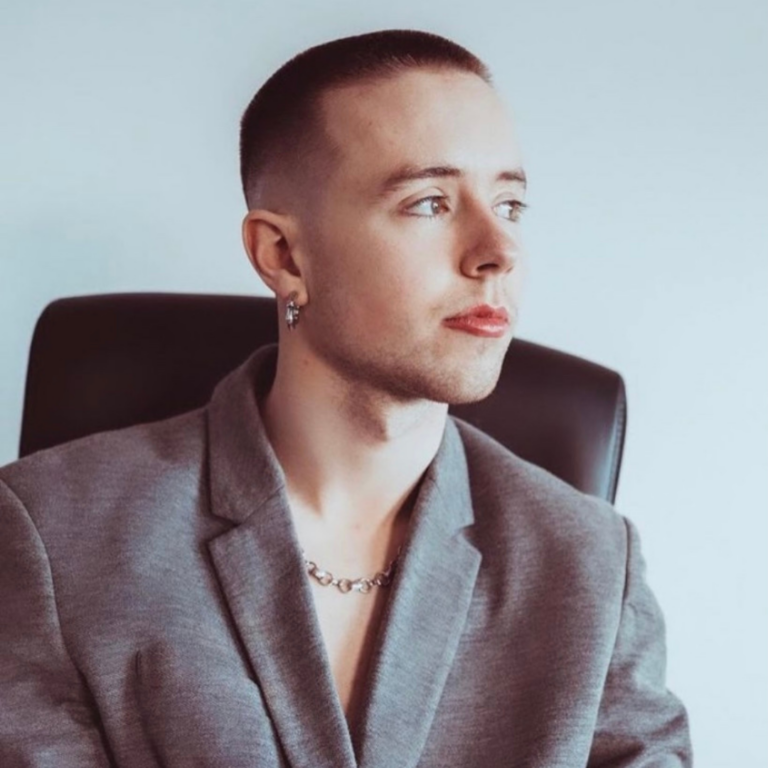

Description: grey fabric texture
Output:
[0,343,692,767]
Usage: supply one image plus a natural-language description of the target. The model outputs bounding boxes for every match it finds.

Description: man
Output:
[0,29,691,767]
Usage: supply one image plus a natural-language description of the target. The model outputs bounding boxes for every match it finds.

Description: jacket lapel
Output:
[203,344,481,768]
[354,417,482,768]
[205,345,357,768]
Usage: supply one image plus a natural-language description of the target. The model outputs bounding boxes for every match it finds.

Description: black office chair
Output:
[19,293,627,503]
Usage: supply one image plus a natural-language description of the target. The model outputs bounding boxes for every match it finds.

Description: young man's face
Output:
[295,67,527,406]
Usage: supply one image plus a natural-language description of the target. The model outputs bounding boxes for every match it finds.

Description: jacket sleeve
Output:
[588,516,693,767]
[0,478,114,766]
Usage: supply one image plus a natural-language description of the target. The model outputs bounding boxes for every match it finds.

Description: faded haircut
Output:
[238,29,491,208]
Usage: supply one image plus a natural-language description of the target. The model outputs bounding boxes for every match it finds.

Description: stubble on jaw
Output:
[294,251,516,430]
[306,313,513,411]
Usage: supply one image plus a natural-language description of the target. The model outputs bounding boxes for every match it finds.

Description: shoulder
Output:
[0,408,207,528]
[451,415,628,571]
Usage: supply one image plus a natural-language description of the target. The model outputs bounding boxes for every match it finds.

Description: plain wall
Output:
[1,1,766,765]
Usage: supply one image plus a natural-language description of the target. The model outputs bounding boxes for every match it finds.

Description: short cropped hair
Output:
[238,29,491,208]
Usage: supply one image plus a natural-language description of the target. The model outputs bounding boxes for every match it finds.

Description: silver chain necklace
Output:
[302,549,401,595]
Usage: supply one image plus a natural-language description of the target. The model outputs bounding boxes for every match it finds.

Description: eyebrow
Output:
[377,164,527,196]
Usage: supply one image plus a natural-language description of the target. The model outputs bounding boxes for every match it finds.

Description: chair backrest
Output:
[19,293,627,502]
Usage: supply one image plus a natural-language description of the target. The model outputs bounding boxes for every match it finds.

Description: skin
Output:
[242,66,527,719]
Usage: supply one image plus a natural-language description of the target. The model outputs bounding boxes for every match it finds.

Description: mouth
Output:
[443,304,510,338]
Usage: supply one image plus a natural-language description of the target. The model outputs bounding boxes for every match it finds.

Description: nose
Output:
[458,200,521,279]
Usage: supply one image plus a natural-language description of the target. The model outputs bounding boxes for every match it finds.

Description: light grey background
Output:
[1,1,766,765]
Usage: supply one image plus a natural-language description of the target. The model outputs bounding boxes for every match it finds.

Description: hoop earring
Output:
[285,291,301,330]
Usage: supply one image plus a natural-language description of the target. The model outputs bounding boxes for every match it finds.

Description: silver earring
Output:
[285,291,301,330]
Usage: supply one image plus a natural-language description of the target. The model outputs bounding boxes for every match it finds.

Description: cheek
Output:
[353,241,449,323]
[342,260,423,327]
[311,218,446,308]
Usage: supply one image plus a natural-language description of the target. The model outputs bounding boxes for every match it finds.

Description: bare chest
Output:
[309,584,390,721]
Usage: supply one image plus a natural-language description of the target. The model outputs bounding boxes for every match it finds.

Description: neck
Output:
[259,344,448,537]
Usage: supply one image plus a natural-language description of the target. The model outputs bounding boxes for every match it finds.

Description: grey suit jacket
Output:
[0,343,691,767]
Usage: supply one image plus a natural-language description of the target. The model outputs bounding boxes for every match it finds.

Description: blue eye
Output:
[406,196,449,217]
[494,200,528,222]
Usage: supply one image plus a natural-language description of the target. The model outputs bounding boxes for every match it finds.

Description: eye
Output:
[494,199,528,222]
[405,196,450,218]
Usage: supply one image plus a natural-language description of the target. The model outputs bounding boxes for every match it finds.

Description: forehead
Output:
[317,68,522,188]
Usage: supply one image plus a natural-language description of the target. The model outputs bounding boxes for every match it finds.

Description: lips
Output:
[443,304,510,338]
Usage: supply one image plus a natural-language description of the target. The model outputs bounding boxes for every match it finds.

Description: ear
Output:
[242,209,307,303]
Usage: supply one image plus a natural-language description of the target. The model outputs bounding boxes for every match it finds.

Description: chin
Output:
[450,385,499,406]
[434,376,501,406]
[392,357,505,406]
[435,343,509,405]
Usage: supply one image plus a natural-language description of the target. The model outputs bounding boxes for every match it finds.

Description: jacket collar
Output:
[206,343,481,768]
[206,343,286,524]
